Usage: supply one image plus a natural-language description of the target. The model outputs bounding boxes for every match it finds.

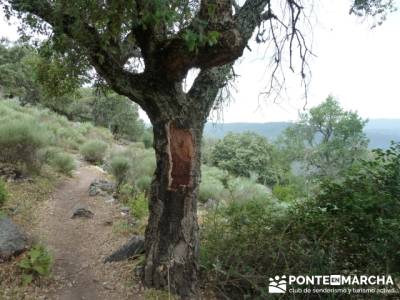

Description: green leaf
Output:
[207,31,220,46]
[18,259,32,270]
[21,274,33,286]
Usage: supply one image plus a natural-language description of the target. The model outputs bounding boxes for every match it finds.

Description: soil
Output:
[33,162,144,300]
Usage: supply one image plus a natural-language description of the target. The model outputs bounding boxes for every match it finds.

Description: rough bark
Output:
[143,115,204,299]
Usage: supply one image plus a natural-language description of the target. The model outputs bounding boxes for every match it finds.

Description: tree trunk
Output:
[143,116,204,299]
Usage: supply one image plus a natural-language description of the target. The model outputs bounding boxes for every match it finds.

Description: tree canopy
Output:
[279,96,369,179]
[2,0,394,119]
[211,131,285,185]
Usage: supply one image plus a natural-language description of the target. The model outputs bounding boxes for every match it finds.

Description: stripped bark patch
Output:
[167,122,195,190]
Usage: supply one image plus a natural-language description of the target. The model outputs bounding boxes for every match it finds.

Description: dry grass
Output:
[2,167,61,227]
[0,168,60,299]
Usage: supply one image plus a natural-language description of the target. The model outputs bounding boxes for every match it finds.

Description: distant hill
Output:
[204,119,400,149]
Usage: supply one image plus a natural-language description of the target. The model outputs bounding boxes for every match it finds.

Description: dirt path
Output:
[34,163,144,300]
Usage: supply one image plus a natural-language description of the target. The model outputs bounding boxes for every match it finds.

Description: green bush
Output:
[299,142,400,273]
[141,127,154,148]
[135,175,152,193]
[129,192,149,220]
[272,183,300,202]
[199,167,227,203]
[110,155,130,188]
[200,198,288,298]
[110,146,155,189]
[211,132,284,186]
[0,118,47,172]
[18,244,53,285]
[80,140,108,164]
[49,152,76,175]
[118,183,136,203]
[37,146,61,165]
[201,137,218,165]
[0,179,8,207]
[227,177,272,203]
[201,144,400,298]
[129,149,156,178]
[92,93,144,141]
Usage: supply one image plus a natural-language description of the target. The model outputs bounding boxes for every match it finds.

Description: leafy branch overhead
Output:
[1,0,312,115]
[3,0,392,117]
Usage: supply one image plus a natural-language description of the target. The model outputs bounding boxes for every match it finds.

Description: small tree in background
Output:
[279,96,369,179]
[0,40,86,108]
[0,41,42,103]
[211,132,285,186]
[92,93,144,141]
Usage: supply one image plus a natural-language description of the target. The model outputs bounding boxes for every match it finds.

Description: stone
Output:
[120,207,130,214]
[0,164,23,182]
[104,235,145,263]
[105,197,115,204]
[0,217,29,261]
[102,220,113,226]
[71,205,94,219]
[88,179,115,197]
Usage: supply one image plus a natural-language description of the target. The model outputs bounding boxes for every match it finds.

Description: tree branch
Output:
[187,63,233,120]
[150,0,273,82]
[9,0,150,110]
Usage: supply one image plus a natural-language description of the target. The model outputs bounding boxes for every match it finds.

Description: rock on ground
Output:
[0,217,29,261]
[104,235,145,263]
[0,164,24,182]
[71,204,94,219]
[89,179,115,197]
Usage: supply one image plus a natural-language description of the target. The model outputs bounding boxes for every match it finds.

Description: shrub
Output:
[86,126,114,143]
[201,144,400,298]
[129,149,156,178]
[49,152,76,175]
[135,175,152,193]
[141,127,154,148]
[299,143,400,273]
[80,140,108,164]
[200,198,288,298]
[37,146,60,165]
[201,137,218,165]
[0,179,8,207]
[129,192,149,220]
[199,180,226,203]
[18,245,53,285]
[110,156,130,188]
[0,119,47,172]
[199,170,227,203]
[199,166,230,204]
[118,183,136,203]
[92,93,144,141]
[211,132,283,186]
[107,146,155,197]
[227,177,272,203]
[272,183,300,202]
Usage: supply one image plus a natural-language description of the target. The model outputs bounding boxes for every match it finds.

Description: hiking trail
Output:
[34,162,143,300]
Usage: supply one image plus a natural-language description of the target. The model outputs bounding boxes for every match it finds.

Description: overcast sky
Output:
[1,1,399,123]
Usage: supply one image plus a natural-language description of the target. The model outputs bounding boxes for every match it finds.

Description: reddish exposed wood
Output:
[167,122,195,190]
